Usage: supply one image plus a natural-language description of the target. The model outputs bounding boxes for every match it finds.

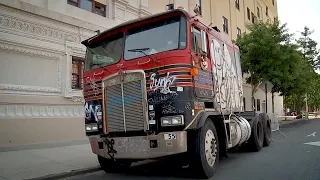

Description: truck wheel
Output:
[98,155,131,173]
[259,113,272,147]
[247,116,264,152]
[190,119,219,179]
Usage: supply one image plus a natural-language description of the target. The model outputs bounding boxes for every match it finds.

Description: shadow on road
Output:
[114,160,196,179]
[103,153,247,180]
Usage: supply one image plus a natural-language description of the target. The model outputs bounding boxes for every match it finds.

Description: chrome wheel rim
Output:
[205,129,217,167]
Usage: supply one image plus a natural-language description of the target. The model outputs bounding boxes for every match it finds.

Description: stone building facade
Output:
[0,0,151,145]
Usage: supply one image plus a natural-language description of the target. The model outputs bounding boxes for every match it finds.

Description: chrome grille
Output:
[123,81,145,131]
[106,84,124,132]
[105,73,146,132]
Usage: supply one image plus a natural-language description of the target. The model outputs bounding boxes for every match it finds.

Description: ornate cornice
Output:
[70,96,85,103]
[0,43,61,60]
[139,9,152,16]
[0,104,84,119]
[0,84,61,93]
[0,13,80,43]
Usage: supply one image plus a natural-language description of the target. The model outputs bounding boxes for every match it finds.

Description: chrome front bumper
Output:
[88,131,187,159]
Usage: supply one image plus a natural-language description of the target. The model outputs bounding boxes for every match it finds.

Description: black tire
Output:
[259,113,272,147]
[247,116,264,152]
[190,119,219,179]
[98,155,131,173]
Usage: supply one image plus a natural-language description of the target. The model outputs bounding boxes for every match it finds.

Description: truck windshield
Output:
[84,33,123,71]
[124,15,187,60]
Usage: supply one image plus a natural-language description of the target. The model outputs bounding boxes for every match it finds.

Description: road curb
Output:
[279,119,309,127]
[24,166,101,180]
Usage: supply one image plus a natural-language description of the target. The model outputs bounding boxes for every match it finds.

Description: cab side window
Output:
[192,27,202,53]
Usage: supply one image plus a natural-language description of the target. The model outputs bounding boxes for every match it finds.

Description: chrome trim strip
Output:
[121,82,126,132]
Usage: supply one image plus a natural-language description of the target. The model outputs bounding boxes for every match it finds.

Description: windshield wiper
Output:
[127,48,159,63]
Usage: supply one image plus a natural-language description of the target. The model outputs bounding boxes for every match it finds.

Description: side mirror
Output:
[192,28,208,56]
[200,30,207,55]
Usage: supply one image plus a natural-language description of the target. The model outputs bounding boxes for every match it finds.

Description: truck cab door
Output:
[190,26,214,99]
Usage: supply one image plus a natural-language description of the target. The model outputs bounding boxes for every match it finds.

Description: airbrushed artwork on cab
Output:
[210,38,243,110]
[84,100,102,123]
[147,71,178,105]
[149,72,176,94]
[146,68,193,118]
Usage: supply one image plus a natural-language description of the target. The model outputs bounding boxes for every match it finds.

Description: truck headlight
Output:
[161,115,184,126]
[85,124,98,132]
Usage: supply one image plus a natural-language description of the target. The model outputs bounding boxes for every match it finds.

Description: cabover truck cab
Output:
[81,7,272,179]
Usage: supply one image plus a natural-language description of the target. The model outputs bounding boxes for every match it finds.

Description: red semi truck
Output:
[81,6,272,179]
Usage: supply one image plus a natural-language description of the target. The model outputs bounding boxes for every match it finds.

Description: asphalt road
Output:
[61,119,320,180]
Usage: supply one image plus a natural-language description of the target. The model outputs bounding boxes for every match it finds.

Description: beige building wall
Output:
[150,0,278,40]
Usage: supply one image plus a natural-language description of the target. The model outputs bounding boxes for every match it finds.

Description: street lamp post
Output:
[306,93,309,120]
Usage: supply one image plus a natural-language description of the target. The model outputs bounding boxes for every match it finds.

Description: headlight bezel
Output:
[160,115,184,127]
[85,123,98,132]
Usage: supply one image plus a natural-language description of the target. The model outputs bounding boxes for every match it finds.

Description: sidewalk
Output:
[278,117,315,127]
[279,118,301,126]
[0,140,99,180]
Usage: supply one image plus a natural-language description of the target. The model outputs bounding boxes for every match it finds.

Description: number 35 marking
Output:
[164,133,177,140]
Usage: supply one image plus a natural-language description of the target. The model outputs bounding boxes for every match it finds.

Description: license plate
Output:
[113,138,149,153]
[164,133,177,140]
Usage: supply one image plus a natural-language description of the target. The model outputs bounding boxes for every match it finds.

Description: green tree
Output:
[284,57,313,113]
[317,55,320,69]
[285,26,320,114]
[296,26,319,69]
[236,19,300,112]
[268,42,303,112]
[307,74,320,111]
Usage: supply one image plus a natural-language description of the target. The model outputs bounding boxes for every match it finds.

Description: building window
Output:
[247,8,250,20]
[257,7,260,18]
[237,27,241,38]
[272,0,275,6]
[222,16,228,34]
[235,0,240,10]
[67,0,106,17]
[251,12,255,23]
[72,56,84,89]
[257,99,261,111]
[80,0,92,11]
[266,6,269,16]
[94,3,107,17]
[262,102,266,113]
[67,0,78,6]
[243,97,246,110]
[196,0,202,15]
